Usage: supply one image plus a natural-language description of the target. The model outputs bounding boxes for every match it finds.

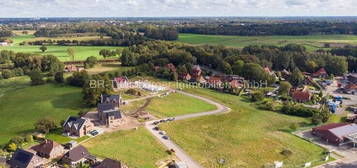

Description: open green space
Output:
[160,88,329,168]
[0,81,86,144]
[0,35,122,61]
[146,92,217,117]
[82,127,170,168]
[178,33,357,51]
[45,128,90,144]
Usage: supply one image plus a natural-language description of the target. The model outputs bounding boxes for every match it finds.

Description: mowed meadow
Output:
[178,33,357,51]
[0,34,122,61]
[0,77,86,144]
[160,88,329,168]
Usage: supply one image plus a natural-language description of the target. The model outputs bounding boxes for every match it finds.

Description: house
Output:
[63,116,94,137]
[98,103,124,127]
[31,140,65,159]
[191,65,202,78]
[100,94,121,108]
[343,84,357,95]
[291,87,311,103]
[190,75,206,84]
[229,80,243,89]
[312,123,357,146]
[207,76,223,88]
[94,158,127,168]
[9,149,41,168]
[64,65,83,72]
[312,68,328,78]
[61,145,96,165]
[180,73,191,81]
[114,77,129,89]
[165,63,177,72]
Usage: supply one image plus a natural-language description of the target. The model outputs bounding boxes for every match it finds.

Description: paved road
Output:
[145,90,230,168]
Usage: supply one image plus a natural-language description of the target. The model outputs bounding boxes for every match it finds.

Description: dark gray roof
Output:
[64,145,89,162]
[95,158,123,168]
[101,94,120,104]
[63,116,85,131]
[330,124,357,139]
[9,149,34,168]
[103,110,122,119]
[97,103,116,113]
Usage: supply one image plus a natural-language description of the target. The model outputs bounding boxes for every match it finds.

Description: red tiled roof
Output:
[313,68,328,76]
[207,76,222,84]
[313,123,349,131]
[292,90,311,101]
[114,77,128,83]
[31,140,60,156]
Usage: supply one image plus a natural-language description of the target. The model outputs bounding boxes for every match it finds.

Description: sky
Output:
[0,0,356,17]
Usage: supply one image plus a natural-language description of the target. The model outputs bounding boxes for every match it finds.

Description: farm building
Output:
[312,123,357,146]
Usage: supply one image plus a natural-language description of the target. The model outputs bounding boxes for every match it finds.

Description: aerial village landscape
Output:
[2,2,357,168]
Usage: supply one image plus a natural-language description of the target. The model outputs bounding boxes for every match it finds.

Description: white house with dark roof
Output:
[63,116,94,137]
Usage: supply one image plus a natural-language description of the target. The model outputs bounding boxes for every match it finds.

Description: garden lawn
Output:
[146,92,217,117]
[0,84,86,144]
[160,88,329,168]
[0,35,122,61]
[178,33,357,51]
[82,128,170,168]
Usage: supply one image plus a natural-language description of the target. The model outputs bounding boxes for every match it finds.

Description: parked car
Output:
[90,130,99,136]
[162,136,169,140]
[153,121,160,125]
[159,131,166,135]
[153,126,159,131]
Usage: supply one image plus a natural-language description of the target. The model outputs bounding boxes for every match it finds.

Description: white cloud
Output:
[0,0,356,17]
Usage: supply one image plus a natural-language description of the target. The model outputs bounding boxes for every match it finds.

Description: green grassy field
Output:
[0,35,122,61]
[160,88,329,168]
[178,33,357,51]
[0,81,86,144]
[82,128,170,168]
[146,92,217,117]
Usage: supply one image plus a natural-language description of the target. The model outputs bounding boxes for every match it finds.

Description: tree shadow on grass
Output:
[50,92,87,110]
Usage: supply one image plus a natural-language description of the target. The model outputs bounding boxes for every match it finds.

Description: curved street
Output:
[145,90,231,168]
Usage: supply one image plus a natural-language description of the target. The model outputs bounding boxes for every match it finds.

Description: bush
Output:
[125,89,141,96]
[280,149,293,157]
[25,135,34,143]
[9,136,24,145]
[289,123,299,131]
[6,143,17,152]
[2,69,14,79]
[251,90,264,102]
[281,104,318,117]
[54,71,65,83]
[30,70,45,85]
[34,118,57,134]
[67,70,89,87]
[84,56,98,69]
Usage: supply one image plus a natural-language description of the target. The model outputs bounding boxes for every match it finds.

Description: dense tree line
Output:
[119,41,348,84]
[140,27,178,41]
[0,50,64,79]
[178,22,357,36]
[330,46,357,72]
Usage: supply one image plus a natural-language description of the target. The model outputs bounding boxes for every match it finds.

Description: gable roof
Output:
[31,140,60,156]
[65,145,89,162]
[9,149,34,168]
[329,124,357,139]
[103,110,122,119]
[95,158,123,168]
[292,90,311,101]
[63,116,86,131]
[98,103,116,113]
[313,123,349,131]
[165,63,177,72]
[101,94,120,104]
[313,68,328,77]
[114,77,128,84]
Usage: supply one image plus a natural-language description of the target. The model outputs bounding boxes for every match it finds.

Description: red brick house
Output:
[165,63,177,72]
[191,65,202,78]
[312,123,357,145]
[291,89,311,103]
[312,68,328,78]
[180,73,191,81]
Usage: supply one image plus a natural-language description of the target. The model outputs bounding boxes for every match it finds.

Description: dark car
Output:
[90,130,99,136]
[162,136,169,140]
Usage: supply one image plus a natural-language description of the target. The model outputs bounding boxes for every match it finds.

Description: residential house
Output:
[31,140,65,159]
[207,76,223,88]
[97,102,124,127]
[9,149,42,168]
[0,42,9,46]
[312,123,357,145]
[165,63,177,72]
[61,145,96,165]
[63,116,94,137]
[191,65,202,78]
[64,65,84,72]
[312,68,328,78]
[190,75,206,84]
[114,77,129,89]
[100,94,121,108]
[94,158,127,168]
[291,87,312,103]
[179,73,191,81]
